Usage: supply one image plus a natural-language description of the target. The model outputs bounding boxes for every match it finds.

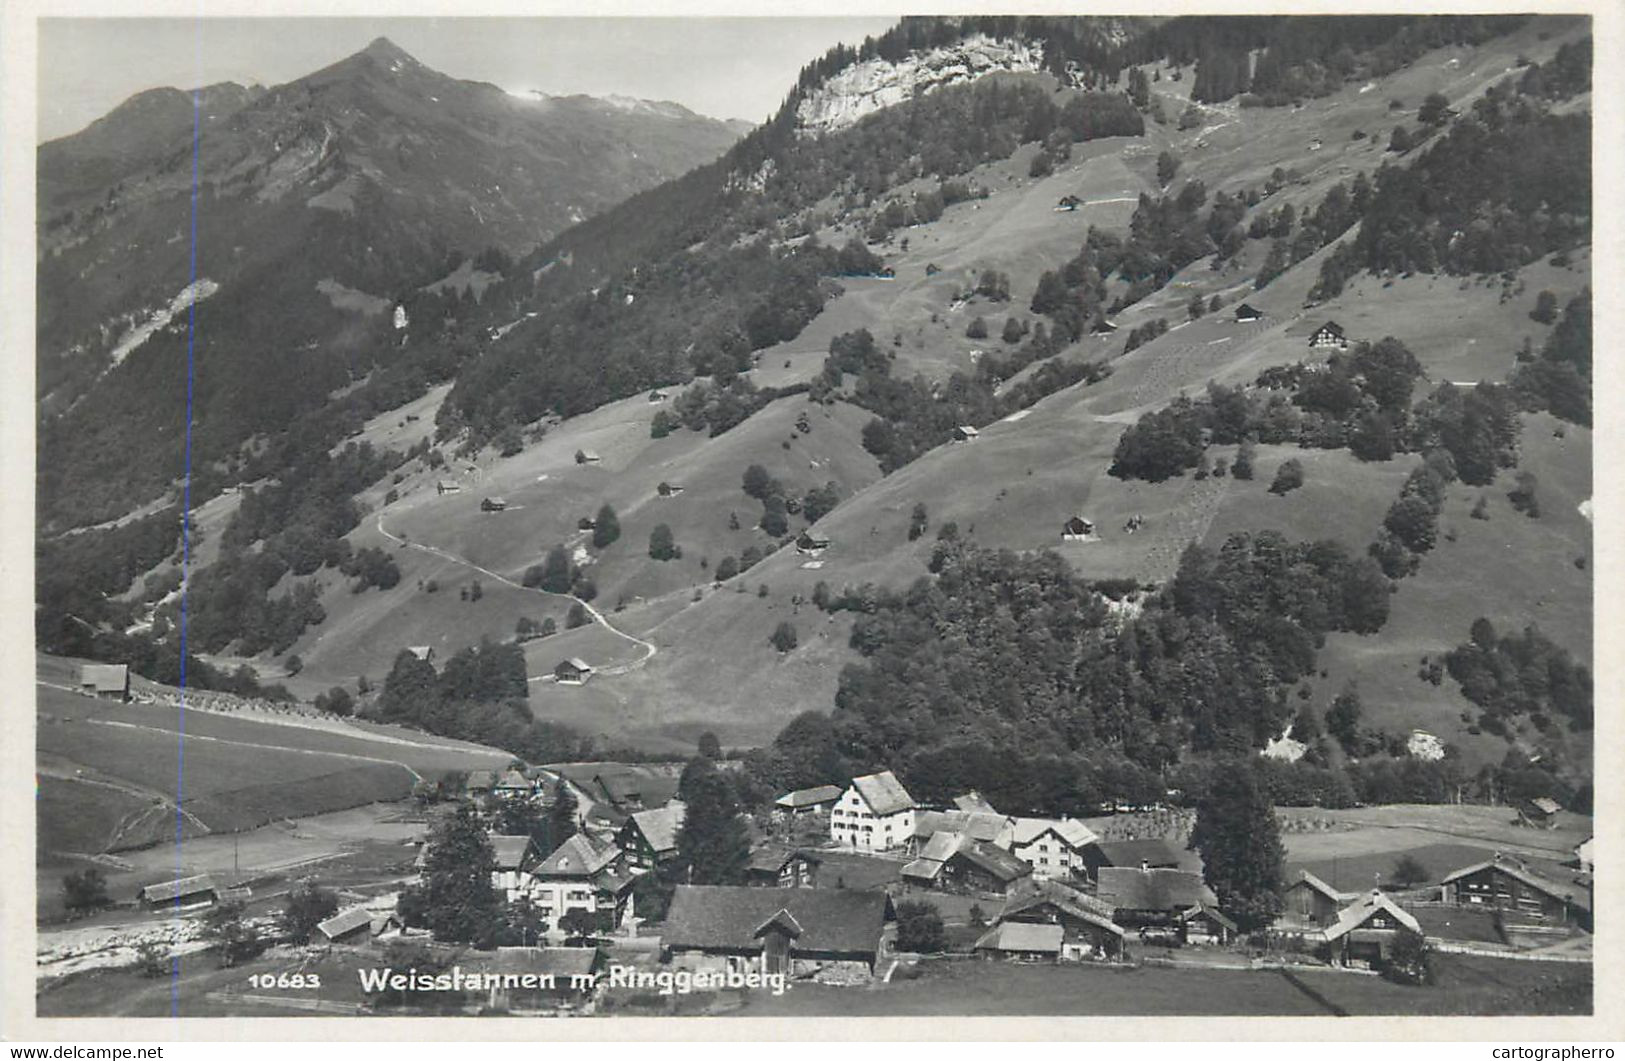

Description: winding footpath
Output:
[374,514,658,678]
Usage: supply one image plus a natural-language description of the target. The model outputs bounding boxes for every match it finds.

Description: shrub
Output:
[770,622,798,653]
[1268,458,1305,495]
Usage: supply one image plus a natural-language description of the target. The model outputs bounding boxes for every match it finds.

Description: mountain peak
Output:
[360,36,417,64]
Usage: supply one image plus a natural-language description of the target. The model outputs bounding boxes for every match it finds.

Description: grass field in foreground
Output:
[734,953,1588,1017]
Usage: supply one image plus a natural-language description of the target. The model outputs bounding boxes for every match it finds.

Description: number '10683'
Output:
[248,972,322,989]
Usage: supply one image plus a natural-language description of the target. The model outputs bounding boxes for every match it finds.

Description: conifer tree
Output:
[1189,763,1285,931]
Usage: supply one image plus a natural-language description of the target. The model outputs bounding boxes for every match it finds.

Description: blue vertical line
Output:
[172,68,201,1019]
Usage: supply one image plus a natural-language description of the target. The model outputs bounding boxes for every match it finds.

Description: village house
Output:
[912,809,1013,851]
[480,496,508,512]
[465,770,497,799]
[830,771,916,851]
[435,479,461,495]
[315,906,376,945]
[1318,889,1424,968]
[78,663,130,702]
[942,839,1034,898]
[616,801,686,870]
[1078,838,1185,880]
[1176,903,1238,945]
[1278,869,1356,932]
[490,834,535,902]
[746,846,822,889]
[494,768,533,801]
[136,874,219,910]
[1094,866,1217,928]
[1438,853,1591,928]
[661,885,894,980]
[1517,796,1564,829]
[406,646,436,663]
[973,921,1063,962]
[526,833,638,935]
[554,658,594,685]
[1010,817,1099,881]
[796,532,832,557]
[996,877,1125,961]
[1308,320,1349,349]
[1060,516,1095,542]
[1234,303,1264,322]
[772,784,843,824]
[901,830,965,890]
[951,425,980,443]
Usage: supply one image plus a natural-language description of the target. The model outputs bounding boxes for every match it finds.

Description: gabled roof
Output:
[915,809,1009,845]
[952,791,1001,815]
[490,946,600,979]
[753,908,805,939]
[1093,838,1183,869]
[1312,320,1345,336]
[1096,867,1215,911]
[496,769,530,790]
[774,784,843,809]
[974,921,1063,954]
[490,834,533,870]
[901,857,946,882]
[1321,890,1422,942]
[466,770,497,790]
[662,886,890,957]
[850,771,915,817]
[1001,878,1123,936]
[1062,516,1094,535]
[138,874,217,903]
[626,801,686,854]
[918,830,968,863]
[1012,817,1099,849]
[1529,796,1563,815]
[1440,856,1590,910]
[748,845,821,874]
[1178,903,1238,932]
[533,833,620,879]
[79,663,129,692]
[950,839,1033,884]
[559,657,593,672]
[316,906,376,940]
[1287,869,1357,903]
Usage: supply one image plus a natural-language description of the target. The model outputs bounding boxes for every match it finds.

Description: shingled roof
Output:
[1000,877,1122,936]
[774,784,844,810]
[974,921,1064,955]
[1096,867,1215,912]
[850,771,914,816]
[1093,838,1184,869]
[1440,855,1591,911]
[662,886,891,959]
[1287,869,1356,903]
[627,801,686,855]
[137,874,218,904]
[951,839,1033,884]
[915,809,1009,844]
[1320,889,1423,942]
[1011,817,1098,849]
[533,833,620,879]
[316,906,376,941]
[490,834,533,871]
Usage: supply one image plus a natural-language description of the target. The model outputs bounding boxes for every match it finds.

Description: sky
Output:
[37,16,899,142]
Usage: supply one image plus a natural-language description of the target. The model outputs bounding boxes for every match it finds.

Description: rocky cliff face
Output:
[794,35,1046,134]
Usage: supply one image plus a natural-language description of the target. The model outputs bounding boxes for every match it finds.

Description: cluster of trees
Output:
[1109,339,1523,490]
[799,532,1390,786]
[522,544,597,600]
[1368,449,1459,579]
[1445,618,1592,731]
[809,328,1104,474]
[657,377,812,439]
[1310,83,1589,300]
[1512,289,1591,426]
[375,641,591,764]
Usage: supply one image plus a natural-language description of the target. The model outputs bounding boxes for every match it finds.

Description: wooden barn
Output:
[1439,853,1591,928]
[78,663,130,702]
[137,874,219,910]
[480,496,508,512]
[1234,303,1264,322]
[1308,321,1348,348]
[1061,517,1095,542]
[661,886,894,978]
[746,846,822,889]
[554,658,594,685]
[997,878,1125,960]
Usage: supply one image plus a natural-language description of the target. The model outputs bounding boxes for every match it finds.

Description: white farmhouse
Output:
[1010,818,1099,881]
[830,771,916,851]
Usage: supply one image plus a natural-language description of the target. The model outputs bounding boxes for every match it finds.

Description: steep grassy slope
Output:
[211,19,1588,759]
